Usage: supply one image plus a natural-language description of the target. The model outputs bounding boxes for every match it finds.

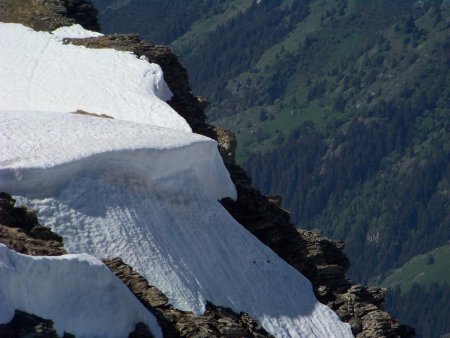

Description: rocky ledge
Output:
[0,0,99,32]
[104,257,272,338]
[0,192,66,256]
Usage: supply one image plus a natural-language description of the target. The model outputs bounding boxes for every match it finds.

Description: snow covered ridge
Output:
[0,244,162,338]
[0,110,351,337]
[0,23,352,337]
[0,110,236,200]
[0,22,189,132]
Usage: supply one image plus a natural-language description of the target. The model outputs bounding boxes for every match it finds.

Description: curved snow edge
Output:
[0,23,186,131]
[0,244,162,338]
[0,142,237,201]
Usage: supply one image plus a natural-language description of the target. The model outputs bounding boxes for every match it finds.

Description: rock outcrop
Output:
[0,193,71,337]
[0,192,66,256]
[0,310,75,338]
[0,0,99,32]
[104,257,272,338]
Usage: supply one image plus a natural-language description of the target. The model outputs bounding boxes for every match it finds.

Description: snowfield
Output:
[0,23,189,132]
[0,244,162,338]
[0,110,234,201]
[0,22,353,337]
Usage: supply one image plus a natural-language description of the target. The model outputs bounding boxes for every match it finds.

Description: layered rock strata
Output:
[0,192,66,256]
[104,257,272,338]
[0,0,99,31]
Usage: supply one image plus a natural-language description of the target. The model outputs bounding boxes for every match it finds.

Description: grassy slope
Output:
[214,0,450,161]
[379,244,450,293]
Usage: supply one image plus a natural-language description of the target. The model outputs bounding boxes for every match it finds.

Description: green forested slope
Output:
[238,0,450,283]
[380,245,450,292]
[385,281,450,338]
[91,0,252,46]
[381,245,450,338]
[91,1,449,336]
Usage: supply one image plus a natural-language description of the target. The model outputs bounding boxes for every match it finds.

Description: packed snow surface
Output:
[0,110,235,200]
[0,244,162,338]
[0,23,189,131]
[0,112,351,337]
[52,24,104,39]
[0,23,353,337]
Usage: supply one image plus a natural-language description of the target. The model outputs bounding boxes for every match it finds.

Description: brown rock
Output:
[103,257,273,338]
[0,310,75,338]
[71,109,113,119]
[129,322,154,338]
[0,192,66,256]
[0,0,99,32]
[210,127,237,163]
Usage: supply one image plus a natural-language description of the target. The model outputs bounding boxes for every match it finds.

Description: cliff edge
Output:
[0,1,415,337]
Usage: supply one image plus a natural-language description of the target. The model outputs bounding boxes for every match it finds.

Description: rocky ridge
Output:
[0,1,415,337]
[0,192,66,256]
[0,0,99,32]
[0,193,71,337]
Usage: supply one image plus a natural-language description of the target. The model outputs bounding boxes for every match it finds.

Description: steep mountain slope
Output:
[380,245,450,337]
[92,0,252,48]
[384,282,450,338]
[91,1,449,336]
[380,244,450,292]
[0,21,354,337]
[64,30,415,338]
[0,1,417,337]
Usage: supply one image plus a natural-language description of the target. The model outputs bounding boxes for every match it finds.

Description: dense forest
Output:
[92,0,450,336]
[385,283,450,338]
[245,85,450,282]
[91,0,233,44]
